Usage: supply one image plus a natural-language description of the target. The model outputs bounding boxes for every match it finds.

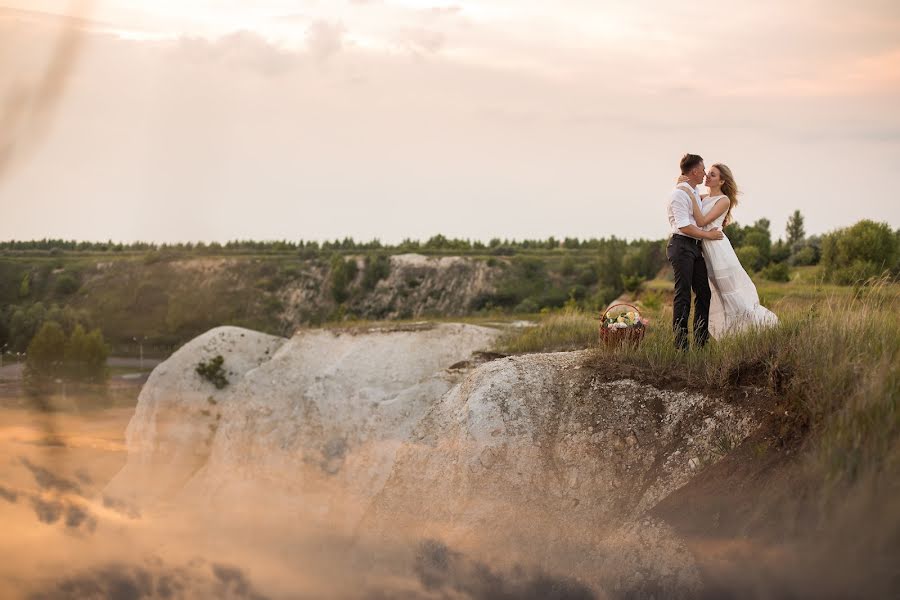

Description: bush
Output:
[576,264,599,286]
[770,240,791,264]
[743,230,772,261]
[362,255,391,290]
[790,244,819,267]
[821,220,899,284]
[760,262,791,282]
[736,246,764,272]
[54,273,80,296]
[621,274,644,293]
[514,298,540,314]
[330,255,358,303]
[196,355,229,389]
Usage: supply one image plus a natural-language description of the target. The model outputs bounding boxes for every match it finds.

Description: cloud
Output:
[397,27,445,55]
[173,31,299,76]
[307,20,345,64]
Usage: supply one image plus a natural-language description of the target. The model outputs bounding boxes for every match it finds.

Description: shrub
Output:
[743,230,772,261]
[362,255,391,290]
[514,298,540,314]
[641,291,663,311]
[821,220,899,284]
[330,255,358,303]
[196,355,228,389]
[736,246,764,272]
[770,240,791,264]
[576,264,599,286]
[761,262,791,282]
[790,244,819,267]
[621,274,644,293]
[54,273,80,296]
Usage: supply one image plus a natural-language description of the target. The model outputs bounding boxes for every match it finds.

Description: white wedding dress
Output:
[700,195,778,339]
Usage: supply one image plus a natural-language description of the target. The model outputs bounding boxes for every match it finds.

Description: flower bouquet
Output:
[599,303,648,348]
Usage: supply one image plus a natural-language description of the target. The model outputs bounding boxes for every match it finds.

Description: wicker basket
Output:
[598,303,647,348]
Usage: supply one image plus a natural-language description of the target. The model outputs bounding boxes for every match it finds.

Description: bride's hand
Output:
[676,175,690,184]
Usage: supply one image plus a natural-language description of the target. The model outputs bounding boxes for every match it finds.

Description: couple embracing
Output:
[665,153,777,351]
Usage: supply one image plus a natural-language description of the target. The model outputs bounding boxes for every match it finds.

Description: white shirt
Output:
[666,183,702,239]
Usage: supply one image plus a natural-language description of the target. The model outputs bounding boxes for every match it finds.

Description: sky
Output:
[1,0,899,244]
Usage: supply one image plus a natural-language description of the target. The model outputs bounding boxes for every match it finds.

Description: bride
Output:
[677,164,778,340]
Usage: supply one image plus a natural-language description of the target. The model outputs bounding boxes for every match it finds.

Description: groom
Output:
[666,153,724,350]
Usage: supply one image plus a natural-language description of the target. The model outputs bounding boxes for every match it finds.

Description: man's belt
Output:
[672,234,702,245]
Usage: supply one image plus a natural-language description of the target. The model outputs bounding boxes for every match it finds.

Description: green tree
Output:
[743,224,772,262]
[25,321,67,381]
[770,239,791,264]
[362,254,391,290]
[9,303,47,351]
[330,255,358,304]
[723,222,744,247]
[821,220,899,284]
[64,325,109,382]
[54,273,80,296]
[786,210,806,246]
[760,262,791,282]
[737,246,765,272]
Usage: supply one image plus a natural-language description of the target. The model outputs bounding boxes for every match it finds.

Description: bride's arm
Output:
[692,197,729,227]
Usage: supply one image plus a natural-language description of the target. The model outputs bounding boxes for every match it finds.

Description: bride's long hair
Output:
[713,163,740,226]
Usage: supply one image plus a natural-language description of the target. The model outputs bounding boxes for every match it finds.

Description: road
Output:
[0,356,163,382]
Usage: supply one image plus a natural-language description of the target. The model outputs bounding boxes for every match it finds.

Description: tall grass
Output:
[499,280,900,487]
[494,309,598,354]
[614,281,899,486]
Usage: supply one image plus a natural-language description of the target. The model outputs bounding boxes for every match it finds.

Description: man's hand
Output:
[704,229,724,241]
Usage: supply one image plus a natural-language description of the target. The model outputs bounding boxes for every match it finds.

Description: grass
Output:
[499,276,900,490]
[493,309,598,354]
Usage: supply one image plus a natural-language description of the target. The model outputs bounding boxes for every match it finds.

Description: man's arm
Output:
[679,224,724,240]
[671,189,724,240]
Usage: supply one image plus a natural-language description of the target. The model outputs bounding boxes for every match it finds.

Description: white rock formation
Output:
[107,324,760,597]
[106,322,500,521]
[358,352,756,596]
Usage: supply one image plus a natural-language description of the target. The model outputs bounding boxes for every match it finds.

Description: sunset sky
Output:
[1,0,898,243]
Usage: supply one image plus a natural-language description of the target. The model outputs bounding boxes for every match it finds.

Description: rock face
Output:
[107,324,761,598]
[280,253,499,323]
[106,323,501,519]
[359,352,756,596]
[105,326,288,506]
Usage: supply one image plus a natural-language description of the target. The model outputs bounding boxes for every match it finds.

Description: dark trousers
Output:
[667,235,711,350]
